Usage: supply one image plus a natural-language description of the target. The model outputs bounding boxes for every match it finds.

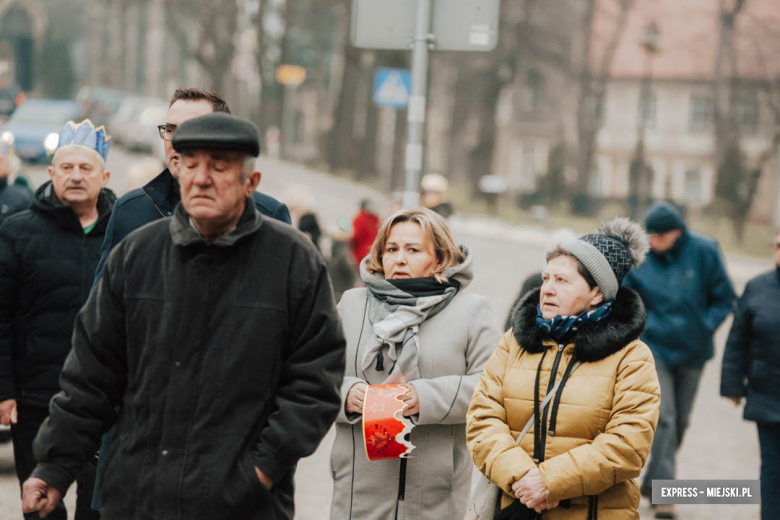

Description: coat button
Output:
[167,211,172,216]
[161,450,169,457]
[174,361,181,368]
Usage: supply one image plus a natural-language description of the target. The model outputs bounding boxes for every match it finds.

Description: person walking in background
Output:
[351,198,380,268]
[282,184,322,251]
[330,208,501,520]
[420,173,453,218]
[467,218,659,519]
[327,218,357,301]
[0,142,32,224]
[720,229,780,520]
[623,201,735,519]
[20,113,345,520]
[0,120,114,520]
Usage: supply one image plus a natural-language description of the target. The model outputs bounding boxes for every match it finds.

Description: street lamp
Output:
[629,20,662,219]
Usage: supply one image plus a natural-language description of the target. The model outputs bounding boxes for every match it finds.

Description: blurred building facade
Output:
[592,0,780,223]
[488,0,780,223]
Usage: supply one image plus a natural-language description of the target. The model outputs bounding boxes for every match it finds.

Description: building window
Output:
[736,91,759,130]
[521,69,543,112]
[684,168,702,204]
[639,91,655,128]
[689,95,712,132]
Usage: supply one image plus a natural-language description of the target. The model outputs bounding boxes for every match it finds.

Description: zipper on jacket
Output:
[394,458,408,520]
[144,191,166,218]
[547,355,578,437]
[536,343,565,463]
[81,233,88,303]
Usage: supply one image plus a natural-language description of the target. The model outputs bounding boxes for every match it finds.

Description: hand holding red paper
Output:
[400,384,419,416]
[346,382,368,414]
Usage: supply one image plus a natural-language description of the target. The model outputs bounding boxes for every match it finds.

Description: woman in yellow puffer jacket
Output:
[467,218,661,520]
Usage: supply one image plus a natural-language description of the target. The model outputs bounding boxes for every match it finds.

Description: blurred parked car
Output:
[123,102,167,160]
[76,86,126,125]
[1,99,80,163]
[109,96,166,146]
[0,81,24,118]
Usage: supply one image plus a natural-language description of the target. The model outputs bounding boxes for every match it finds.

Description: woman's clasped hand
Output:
[344,382,420,417]
[511,468,559,513]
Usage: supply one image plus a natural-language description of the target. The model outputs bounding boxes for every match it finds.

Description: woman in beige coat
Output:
[330,208,501,520]
[467,218,661,520]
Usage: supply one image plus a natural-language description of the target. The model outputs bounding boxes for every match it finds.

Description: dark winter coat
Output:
[31,200,346,520]
[720,267,780,424]
[0,182,115,407]
[623,230,736,367]
[0,176,33,225]
[93,168,291,280]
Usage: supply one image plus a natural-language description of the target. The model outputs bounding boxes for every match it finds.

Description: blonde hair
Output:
[365,207,465,282]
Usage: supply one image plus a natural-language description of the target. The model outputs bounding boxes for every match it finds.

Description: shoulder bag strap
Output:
[515,360,582,445]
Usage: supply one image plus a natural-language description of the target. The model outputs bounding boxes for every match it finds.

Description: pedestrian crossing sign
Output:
[373,68,411,109]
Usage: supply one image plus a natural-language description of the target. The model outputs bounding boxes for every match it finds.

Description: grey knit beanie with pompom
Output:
[558,217,649,301]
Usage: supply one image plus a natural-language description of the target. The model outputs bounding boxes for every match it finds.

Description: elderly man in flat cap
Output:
[21,113,347,520]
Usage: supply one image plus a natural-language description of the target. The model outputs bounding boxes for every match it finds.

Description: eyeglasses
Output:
[157,124,176,141]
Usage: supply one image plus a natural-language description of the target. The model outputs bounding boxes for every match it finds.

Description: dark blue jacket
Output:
[623,229,735,367]
[93,168,291,281]
[720,267,780,424]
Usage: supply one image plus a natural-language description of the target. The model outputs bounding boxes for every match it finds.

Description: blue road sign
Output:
[373,68,411,108]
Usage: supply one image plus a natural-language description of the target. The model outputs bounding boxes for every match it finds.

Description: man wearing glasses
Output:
[0,120,114,520]
[92,88,290,282]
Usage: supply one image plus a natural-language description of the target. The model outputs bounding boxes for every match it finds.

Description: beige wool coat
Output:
[467,288,660,520]
[329,285,501,520]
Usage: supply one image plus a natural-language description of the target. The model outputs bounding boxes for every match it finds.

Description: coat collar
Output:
[142,168,178,216]
[170,198,263,247]
[31,181,115,233]
[511,287,646,362]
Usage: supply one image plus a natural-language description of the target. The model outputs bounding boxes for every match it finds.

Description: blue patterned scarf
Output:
[535,302,613,343]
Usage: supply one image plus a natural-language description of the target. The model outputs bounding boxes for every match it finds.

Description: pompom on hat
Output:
[557,217,649,302]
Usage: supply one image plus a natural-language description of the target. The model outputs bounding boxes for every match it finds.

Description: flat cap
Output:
[172,112,260,157]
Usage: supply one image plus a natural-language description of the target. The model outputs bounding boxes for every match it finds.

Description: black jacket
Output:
[720,267,780,424]
[0,176,33,225]
[93,168,291,281]
[31,200,346,520]
[0,182,115,407]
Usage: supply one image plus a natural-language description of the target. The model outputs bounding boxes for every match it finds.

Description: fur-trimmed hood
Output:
[511,287,646,362]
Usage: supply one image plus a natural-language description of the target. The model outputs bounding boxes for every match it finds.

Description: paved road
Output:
[0,148,766,519]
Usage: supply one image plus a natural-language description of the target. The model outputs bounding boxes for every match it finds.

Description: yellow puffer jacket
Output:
[467,288,660,520]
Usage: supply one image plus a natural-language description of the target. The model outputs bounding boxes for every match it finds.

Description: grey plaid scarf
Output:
[358,245,473,383]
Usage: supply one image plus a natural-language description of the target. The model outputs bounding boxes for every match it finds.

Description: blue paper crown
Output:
[57,120,111,162]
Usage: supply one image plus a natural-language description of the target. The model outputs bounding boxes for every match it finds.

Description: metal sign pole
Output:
[402,0,432,209]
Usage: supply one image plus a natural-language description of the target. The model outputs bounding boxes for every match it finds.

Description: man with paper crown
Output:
[0,119,114,520]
